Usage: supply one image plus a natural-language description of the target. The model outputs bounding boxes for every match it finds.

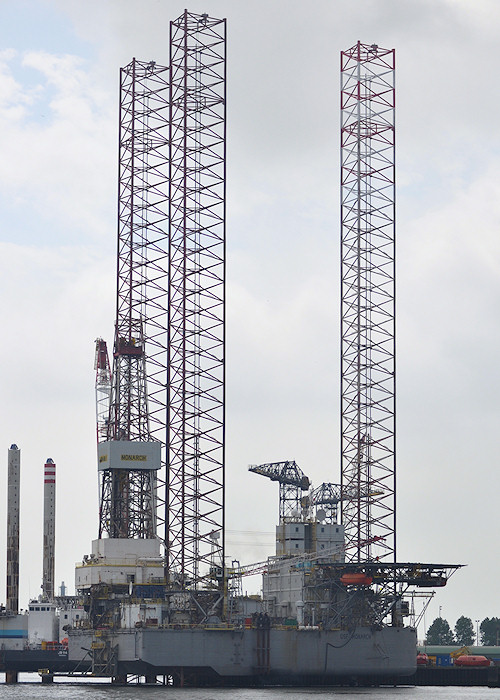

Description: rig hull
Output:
[0,648,86,674]
[68,625,417,685]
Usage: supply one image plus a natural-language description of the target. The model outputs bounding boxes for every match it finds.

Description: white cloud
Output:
[0,49,115,243]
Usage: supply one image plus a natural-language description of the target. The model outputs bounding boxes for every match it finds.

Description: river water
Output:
[2,683,500,699]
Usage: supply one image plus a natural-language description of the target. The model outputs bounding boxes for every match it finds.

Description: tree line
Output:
[425,616,500,646]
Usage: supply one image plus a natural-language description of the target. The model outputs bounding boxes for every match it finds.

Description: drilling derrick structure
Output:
[167,12,226,587]
[340,43,396,562]
[98,58,169,541]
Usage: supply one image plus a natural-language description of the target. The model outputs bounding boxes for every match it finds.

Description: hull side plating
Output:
[69,625,416,682]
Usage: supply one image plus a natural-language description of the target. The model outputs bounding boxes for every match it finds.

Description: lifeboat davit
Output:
[340,573,373,586]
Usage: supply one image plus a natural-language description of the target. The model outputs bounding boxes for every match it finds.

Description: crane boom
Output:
[249,461,310,490]
[228,536,385,579]
[94,338,112,444]
[310,482,381,505]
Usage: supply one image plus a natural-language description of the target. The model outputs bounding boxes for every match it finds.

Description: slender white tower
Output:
[6,444,20,613]
[42,458,56,601]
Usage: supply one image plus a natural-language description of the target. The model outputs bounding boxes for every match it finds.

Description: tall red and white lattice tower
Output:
[340,43,396,562]
[167,11,226,586]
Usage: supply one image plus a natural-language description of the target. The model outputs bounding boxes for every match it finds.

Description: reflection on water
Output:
[2,679,500,700]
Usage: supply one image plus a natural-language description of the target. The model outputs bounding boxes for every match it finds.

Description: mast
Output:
[340,42,396,562]
[167,11,227,585]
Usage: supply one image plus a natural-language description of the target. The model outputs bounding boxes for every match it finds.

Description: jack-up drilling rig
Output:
[66,29,460,687]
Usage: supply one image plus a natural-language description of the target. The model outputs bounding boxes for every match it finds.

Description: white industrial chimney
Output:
[6,444,20,613]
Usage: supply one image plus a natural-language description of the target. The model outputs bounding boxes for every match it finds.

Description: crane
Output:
[309,482,342,524]
[249,461,310,522]
[94,338,112,444]
[310,482,383,525]
[249,463,381,527]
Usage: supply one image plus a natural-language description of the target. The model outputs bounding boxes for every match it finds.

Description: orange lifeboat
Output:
[454,655,491,667]
[340,573,373,586]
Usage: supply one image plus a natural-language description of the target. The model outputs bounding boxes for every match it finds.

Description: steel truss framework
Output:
[301,562,461,629]
[167,11,226,585]
[99,58,170,540]
[340,43,396,562]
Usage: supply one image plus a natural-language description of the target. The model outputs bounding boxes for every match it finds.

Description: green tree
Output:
[454,616,475,646]
[425,617,455,645]
[480,617,500,646]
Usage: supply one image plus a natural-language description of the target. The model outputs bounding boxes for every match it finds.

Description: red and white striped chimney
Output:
[42,458,55,600]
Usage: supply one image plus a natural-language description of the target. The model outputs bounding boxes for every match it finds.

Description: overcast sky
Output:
[0,0,499,640]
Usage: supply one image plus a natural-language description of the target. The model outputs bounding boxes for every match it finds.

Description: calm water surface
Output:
[2,683,500,699]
